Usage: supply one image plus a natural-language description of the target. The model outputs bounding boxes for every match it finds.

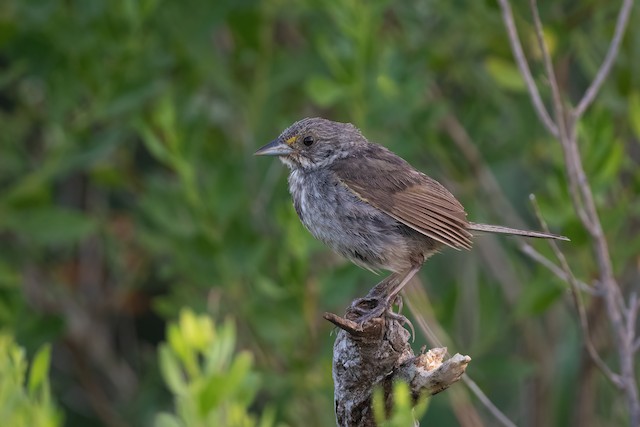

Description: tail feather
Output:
[468,222,569,241]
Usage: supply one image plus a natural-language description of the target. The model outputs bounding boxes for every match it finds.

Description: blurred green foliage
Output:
[0,0,638,425]
[156,310,276,427]
[373,382,429,427]
[0,333,62,427]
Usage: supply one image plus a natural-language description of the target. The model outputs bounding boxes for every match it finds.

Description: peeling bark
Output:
[325,280,471,427]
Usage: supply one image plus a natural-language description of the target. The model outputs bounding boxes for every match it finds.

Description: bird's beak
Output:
[254,139,293,156]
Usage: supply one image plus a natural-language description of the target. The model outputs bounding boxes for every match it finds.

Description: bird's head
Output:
[255,117,364,170]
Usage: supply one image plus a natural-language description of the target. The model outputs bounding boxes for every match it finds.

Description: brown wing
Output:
[331,144,473,250]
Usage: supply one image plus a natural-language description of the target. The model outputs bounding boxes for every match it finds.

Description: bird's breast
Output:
[286,168,419,272]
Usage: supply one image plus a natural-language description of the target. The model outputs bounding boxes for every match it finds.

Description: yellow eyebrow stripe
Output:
[285,136,296,145]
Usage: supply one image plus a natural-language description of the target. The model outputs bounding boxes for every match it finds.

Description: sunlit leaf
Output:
[159,345,186,394]
[484,57,526,91]
[27,344,51,394]
[154,413,183,427]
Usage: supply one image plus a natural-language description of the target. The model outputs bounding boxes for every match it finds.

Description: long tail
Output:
[468,222,569,241]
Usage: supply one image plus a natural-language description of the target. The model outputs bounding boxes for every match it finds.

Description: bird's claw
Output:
[348,296,414,340]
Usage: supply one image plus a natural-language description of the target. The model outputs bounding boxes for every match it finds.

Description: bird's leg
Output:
[383,297,416,340]
[381,266,420,338]
[383,264,421,308]
[349,273,401,318]
[385,293,416,338]
[394,295,404,313]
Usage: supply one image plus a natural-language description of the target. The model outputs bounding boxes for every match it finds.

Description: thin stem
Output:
[574,0,635,118]
[529,0,593,230]
[522,1,639,421]
[529,0,563,126]
[529,195,623,388]
[462,376,517,427]
[496,0,559,138]
[627,293,639,353]
[519,242,597,295]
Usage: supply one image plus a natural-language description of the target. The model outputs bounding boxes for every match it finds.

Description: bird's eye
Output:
[303,136,314,146]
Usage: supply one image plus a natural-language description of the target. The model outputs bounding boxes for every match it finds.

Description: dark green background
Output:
[1,0,639,425]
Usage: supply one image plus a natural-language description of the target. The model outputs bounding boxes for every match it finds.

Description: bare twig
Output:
[462,376,517,427]
[433,91,554,425]
[574,0,635,118]
[529,195,623,388]
[496,0,559,138]
[500,0,640,422]
[528,0,564,128]
[529,0,593,229]
[627,292,639,353]
[519,242,597,295]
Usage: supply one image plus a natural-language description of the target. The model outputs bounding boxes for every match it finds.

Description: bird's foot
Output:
[349,296,386,322]
[348,296,414,339]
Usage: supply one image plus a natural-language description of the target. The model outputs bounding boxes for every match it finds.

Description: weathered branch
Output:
[325,279,471,427]
[397,349,471,396]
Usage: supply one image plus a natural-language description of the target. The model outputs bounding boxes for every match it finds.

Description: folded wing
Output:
[331,145,473,250]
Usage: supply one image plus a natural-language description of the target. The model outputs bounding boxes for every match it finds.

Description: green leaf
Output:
[159,345,186,394]
[484,57,526,92]
[197,375,227,415]
[514,279,564,318]
[373,381,429,426]
[136,121,171,164]
[167,324,188,366]
[305,76,345,107]
[597,138,623,181]
[179,309,201,350]
[205,319,236,374]
[629,92,640,140]
[527,26,557,59]
[154,413,183,427]
[98,82,161,120]
[224,351,254,402]
[255,276,288,300]
[376,74,399,98]
[257,406,276,427]
[1,207,97,245]
[28,344,51,394]
[0,334,62,426]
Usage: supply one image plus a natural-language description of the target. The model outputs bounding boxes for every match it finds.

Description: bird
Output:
[255,117,568,322]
